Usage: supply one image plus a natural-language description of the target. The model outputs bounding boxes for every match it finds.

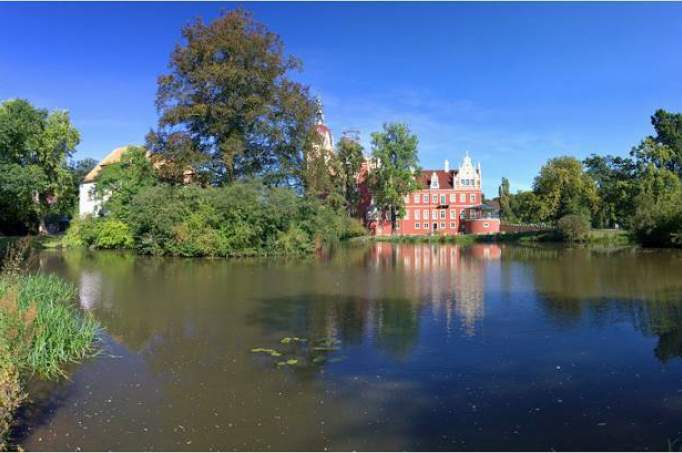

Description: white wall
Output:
[79,183,100,217]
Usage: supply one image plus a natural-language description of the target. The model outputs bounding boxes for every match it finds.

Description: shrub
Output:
[557,214,590,242]
[121,181,364,257]
[273,225,313,256]
[632,197,682,248]
[0,347,23,451]
[94,219,134,249]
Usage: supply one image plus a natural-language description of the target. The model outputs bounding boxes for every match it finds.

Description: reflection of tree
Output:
[513,245,682,362]
[374,297,419,359]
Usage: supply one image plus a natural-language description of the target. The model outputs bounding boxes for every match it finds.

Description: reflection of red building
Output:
[368,243,501,336]
[358,154,500,236]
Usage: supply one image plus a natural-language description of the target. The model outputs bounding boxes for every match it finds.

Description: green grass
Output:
[0,274,99,378]
[0,270,98,448]
[585,229,634,246]
[364,228,635,247]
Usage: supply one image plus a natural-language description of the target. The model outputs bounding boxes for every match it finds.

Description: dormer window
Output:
[430,172,439,189]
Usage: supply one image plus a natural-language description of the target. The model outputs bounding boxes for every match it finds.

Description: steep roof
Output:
[82,146,134,183]
[417,170,458,190]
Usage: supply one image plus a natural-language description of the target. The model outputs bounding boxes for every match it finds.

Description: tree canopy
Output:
[150,9,318,188]
[0,99,80,234]
[368,123,420,232]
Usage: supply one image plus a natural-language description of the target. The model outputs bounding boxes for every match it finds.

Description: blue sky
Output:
[2,2,682,196]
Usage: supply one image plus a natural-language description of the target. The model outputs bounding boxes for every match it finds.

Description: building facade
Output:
[360,153,500,236]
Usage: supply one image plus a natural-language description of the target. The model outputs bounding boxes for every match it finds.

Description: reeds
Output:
[0,240,99,449]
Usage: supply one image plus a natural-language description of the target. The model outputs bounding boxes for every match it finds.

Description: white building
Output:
[79,146,133,217]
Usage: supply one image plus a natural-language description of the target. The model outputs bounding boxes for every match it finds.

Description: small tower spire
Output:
[315,96,325,125]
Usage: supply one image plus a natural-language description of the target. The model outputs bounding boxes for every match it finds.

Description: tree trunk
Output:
[390,206,397,236]
[38,216,48,236]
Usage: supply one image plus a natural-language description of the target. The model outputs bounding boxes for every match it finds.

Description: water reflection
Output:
[19,244,682,451]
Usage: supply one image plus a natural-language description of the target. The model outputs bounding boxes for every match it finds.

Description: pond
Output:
[13,243,682,451]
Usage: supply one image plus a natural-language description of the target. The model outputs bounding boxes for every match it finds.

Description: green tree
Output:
[153,9,317,186]
[650,109,682,175]
[70,158,98,183]
[0,99,80,234]
[532,156,599,224]
[336,132,365,216]
[583,154,637,228]
[498,177,516,222]
[95,146,157,222]
[368,123,420,233]
[509,190,544,224]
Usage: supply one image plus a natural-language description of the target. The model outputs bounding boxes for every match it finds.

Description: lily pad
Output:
[280,337,307,344]
[250,348,283,357]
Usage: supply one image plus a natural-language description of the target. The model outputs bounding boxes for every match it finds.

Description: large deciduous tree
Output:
[532,156,599,223]
[368,123,420,233]
[151,9,317,187]
[0,99,80,234]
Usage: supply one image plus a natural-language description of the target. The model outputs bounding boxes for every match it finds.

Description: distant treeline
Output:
[497,109,682,247]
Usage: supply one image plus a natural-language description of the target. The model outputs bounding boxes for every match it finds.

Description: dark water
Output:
[15,243,682,451]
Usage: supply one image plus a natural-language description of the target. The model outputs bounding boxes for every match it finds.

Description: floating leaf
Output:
[276,358,300,367]
[280,337,307,344]
[250,348,282,357]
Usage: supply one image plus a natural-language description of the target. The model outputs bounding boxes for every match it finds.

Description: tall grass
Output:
[0,241,99,449]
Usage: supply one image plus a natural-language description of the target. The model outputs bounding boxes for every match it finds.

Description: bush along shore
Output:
[64,180,366,258]
[0,240,98,450]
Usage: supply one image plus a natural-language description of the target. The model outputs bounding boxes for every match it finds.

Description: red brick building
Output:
[358,153,500,236]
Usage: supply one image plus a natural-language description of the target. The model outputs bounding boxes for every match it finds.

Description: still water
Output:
[14,243,682,451]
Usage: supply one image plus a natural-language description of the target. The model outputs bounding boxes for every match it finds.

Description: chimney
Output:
[444,160,450,172]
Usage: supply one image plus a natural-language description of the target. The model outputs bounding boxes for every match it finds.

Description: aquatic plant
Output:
[0,241,99,449]
[251,336,344,369]
[0,274,99,378]
[250,348,283,357]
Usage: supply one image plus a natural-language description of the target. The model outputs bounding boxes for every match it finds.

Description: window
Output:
[396,222,400,230]
[431,209,437,220]
[415,210,420,220]
[415,223,420,229]
[414,194,420,203]
[450,222,456,229]
[404,210,409,220]
[459,193,465,203]
[450,209,456,219]
[440,194,446,205]
[431,194,438,204]
[470,193,476,203]
[404,195,410,203]
[440,209,446,219]
[423,209,428,219]
[440,222,446,229]
[483,223,489,228]
[450,193,456,202]
[423,194,428,203]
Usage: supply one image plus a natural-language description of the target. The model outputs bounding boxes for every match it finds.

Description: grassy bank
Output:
[0,243,98,450]
[364,228,635,246]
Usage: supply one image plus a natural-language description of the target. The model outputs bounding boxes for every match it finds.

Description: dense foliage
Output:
[498,109,682,247]
[148,9,319,189]
[0,99,81,235]
[67,164,365,257]
[368,123,421,232]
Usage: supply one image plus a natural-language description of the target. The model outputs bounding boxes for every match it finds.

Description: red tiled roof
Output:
[417,170,458,189]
